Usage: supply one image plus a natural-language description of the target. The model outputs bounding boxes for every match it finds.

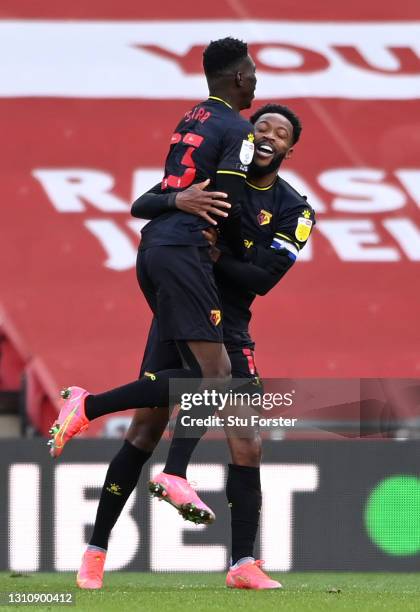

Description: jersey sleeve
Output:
[270,202,315,261]
[131,183,177,219]
[215,251,293,296]
[216,122,255,179]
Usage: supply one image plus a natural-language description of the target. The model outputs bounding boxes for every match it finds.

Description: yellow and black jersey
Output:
[240,176,314,256]
[140,97,254,251]
[132,174,315,350]
[215,176,315,348]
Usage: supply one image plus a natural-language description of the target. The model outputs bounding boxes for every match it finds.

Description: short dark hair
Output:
[203,37,248,78]
[250,103,302,145]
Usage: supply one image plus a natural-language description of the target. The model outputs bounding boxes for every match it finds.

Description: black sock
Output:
[226,463,262,564]
[89,440,152,550]
[163,401,216,478]
[85,368,193,420]
[163,437,203,479]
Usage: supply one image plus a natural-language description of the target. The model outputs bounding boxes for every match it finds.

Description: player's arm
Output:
[131,183,176,218]
[214,251,291,296]
[131,181,230,225]
[214,204,315,296]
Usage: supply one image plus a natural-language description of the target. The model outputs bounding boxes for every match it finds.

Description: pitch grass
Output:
[1,572,420,612]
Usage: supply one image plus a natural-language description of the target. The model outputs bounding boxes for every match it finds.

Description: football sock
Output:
[163,437,204,479]
[161,340,228,478]
[85,368,193,420]
[162,399,218,478]
[89,440,152,550]
[226,463,262,564]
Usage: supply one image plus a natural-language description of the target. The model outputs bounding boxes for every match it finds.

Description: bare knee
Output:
[126,408,169,453]
[201,355,232,380]
[186,341,231,379]
[228,437,262,467]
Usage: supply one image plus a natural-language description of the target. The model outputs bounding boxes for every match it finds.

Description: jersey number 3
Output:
[162,132,204,190]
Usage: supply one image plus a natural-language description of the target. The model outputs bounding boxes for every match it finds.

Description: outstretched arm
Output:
[131,180,231,226]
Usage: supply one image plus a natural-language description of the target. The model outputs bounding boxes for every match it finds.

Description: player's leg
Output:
[147,245,231,484]
[159,244,232,479]
[149,246,231,522]
[149,339,231,524]
[88,319,176,551]
[77,320,176,589]
[161,339,231,479]
[89,424,163,550]
[224,348,281,589]
[77,408,169,589]
[48,246,214,457]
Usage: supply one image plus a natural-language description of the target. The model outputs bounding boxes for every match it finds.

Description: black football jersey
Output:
[140,97,254,250]
[217,176,315,349]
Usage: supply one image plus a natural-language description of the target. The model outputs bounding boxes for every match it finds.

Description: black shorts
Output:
[137,245,223,343]
[139,317,259,380]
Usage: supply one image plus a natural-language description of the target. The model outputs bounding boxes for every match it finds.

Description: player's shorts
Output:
[139,317,259,380]
[137,245,223,343]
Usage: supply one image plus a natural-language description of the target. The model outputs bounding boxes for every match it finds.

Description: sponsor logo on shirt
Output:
[240,140,255,165]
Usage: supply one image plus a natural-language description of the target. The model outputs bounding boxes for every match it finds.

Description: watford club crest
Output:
[257,209,272,226]
[210,310,222,326]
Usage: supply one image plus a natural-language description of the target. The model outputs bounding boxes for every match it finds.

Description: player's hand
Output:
[175,179,231,226]
[202,227,218,247]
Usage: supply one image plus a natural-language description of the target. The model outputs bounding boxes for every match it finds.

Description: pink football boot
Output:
[226,559,282,590]
[48,386,90,458]
[76,549,106,589]
[149,472,216,525]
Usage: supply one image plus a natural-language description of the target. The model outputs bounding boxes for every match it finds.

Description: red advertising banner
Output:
[0,1,419,435]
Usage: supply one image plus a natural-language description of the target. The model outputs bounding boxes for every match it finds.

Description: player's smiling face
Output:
[253,113,294,169]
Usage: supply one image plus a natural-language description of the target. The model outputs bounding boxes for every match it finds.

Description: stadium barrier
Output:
[1,439,419,573]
